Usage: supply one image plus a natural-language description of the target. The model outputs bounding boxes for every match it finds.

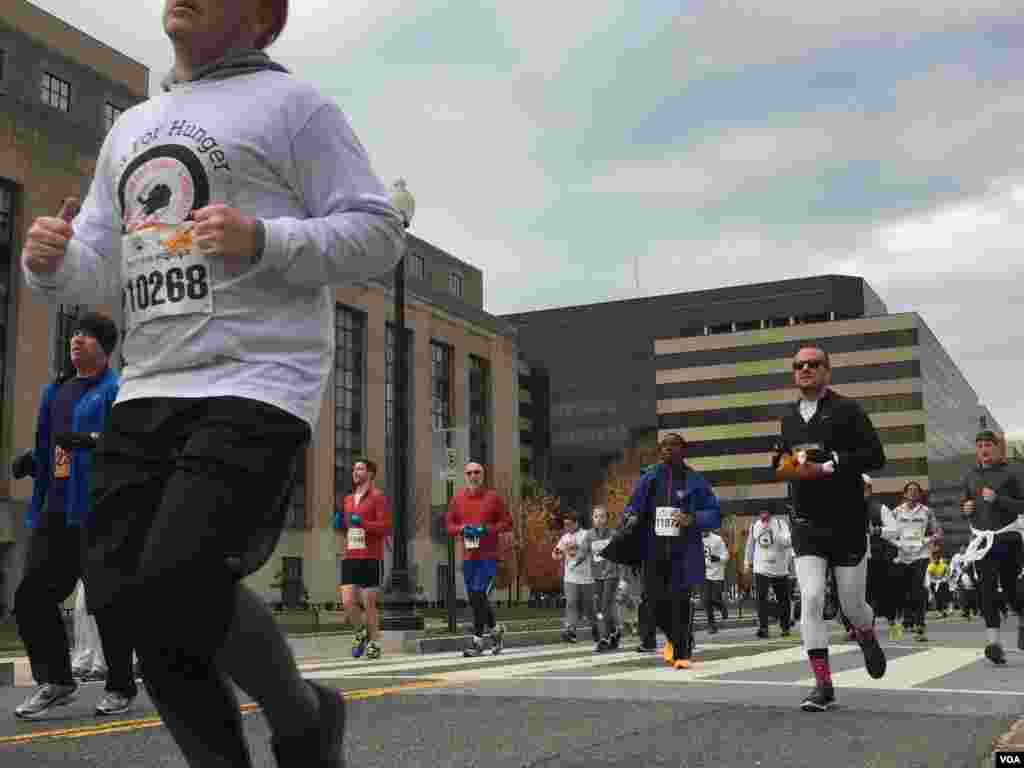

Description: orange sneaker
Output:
[663,642,674,664]
[673,659,691,670]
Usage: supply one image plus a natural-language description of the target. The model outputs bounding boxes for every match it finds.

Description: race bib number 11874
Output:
[122,223,213,330]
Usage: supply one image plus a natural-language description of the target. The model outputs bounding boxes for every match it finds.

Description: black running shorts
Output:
[791,521,867,568]
[340,559,382,589]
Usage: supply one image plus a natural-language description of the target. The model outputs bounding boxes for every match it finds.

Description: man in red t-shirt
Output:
[334,459,392,659]
[445,462,513,656]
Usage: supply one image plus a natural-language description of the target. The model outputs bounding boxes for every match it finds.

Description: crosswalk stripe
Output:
[796,647,984,689]
[597,643,861,681]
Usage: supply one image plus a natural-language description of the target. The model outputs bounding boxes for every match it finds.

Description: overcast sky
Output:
[30,1,1024,434]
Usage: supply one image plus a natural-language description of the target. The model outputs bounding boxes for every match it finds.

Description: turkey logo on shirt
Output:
[117,145,210,234]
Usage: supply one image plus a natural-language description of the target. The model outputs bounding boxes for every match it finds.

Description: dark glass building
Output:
[503,275,1000,546]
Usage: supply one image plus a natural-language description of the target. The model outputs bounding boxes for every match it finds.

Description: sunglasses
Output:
[792,360,824,371]
[465,470,482,476]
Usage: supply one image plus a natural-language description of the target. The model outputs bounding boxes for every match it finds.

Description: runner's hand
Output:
[192,204,262,272]
[23,197,80,275]
[981,487,997,502]
[962,499,975,515]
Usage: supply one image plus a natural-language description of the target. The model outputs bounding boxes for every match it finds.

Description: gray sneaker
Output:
[489,623,506,655]
[95,691,135,716]
[15,683,78,719]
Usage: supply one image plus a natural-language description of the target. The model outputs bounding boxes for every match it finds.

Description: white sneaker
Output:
[15,683,78,719]
[95,691,135,716]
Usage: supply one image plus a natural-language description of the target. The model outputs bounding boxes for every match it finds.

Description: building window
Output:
[103,102,123,134]
[407,251,425,280]
[431,341,452,431]
[468,355,491,467]
[708,322,732,335]
[0,50,5,82]
[386,323,411,495]
[54,304,82,377]
[766,317,790,328]
[735,319,761,332]
[285,448,308,529]
[41,72,71,112]
[448,272,463,298]
[335,305,365,499]
[794,312,829,325]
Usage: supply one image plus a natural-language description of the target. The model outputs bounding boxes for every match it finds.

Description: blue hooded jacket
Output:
[27,367,119,529]
[624,462,721,590]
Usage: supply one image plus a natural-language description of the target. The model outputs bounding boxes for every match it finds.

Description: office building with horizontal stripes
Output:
[503,275,1001,547]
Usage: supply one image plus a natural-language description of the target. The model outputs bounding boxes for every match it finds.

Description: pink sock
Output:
[809,656,831,685]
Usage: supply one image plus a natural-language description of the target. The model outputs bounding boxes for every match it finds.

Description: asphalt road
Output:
[0,615,1019,767]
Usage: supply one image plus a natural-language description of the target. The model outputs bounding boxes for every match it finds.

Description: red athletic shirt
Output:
[339,487,392,561]
[445,488,512,560]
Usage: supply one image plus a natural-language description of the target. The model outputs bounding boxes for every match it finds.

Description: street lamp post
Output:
[379,180,424,634]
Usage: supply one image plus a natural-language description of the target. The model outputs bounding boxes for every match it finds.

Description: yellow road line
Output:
[0,680,442,747]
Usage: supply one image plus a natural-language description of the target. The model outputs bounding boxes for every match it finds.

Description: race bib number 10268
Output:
[122,223,213,330]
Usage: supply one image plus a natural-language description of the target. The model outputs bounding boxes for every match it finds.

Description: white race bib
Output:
[655,507,681,537]
[592,540,609,563]
[122,223,212,331]
[464,536,480,550]
[346,527,366,550]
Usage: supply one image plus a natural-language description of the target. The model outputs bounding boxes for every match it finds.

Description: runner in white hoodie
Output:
[882,481,941,642]
[744,509,794,638]
[20,1,404,764]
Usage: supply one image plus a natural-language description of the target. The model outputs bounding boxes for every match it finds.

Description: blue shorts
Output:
[463,559,497,594]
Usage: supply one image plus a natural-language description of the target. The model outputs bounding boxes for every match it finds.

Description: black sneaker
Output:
[595,637,610,653]
[561,629,578,644]
[800,683,836,712]
[756,628,770,639]
[635,642,657,653]
[856,628,886,679]
[464,636,486,657]
[781,627,792,638]
[608,630,621,650]
[707,624,719,635]
[985,643,1007,666]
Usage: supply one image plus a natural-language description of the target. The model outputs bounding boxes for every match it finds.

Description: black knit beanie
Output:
[74,312,118,357]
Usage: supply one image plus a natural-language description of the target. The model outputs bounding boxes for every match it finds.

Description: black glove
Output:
[11,450,35,480]
[54,432,98,451]
[709,555,721,562]
[621,513,641,534]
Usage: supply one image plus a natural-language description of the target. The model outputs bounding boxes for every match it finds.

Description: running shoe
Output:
[985,643,1007,666]
[463,635,486,657]
[1018,626,1024,652]
[800,683,836,712]
[95,691,135,716]
[561,629,578,644]
[489,624,506,655]
[914,626,928,642]
[672,658,691,670]
[365,640,382,660]
[635,641,657,653]
[14,683,78,720]
[351,627,369,659]
[595,637,610,653]
[707,624,719,635]
[755,628,770,639]
[608,629,621,650]
[856,627,886,679]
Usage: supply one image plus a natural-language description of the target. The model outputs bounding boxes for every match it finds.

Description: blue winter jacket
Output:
[27,367,119,529]
[624,462,721,590]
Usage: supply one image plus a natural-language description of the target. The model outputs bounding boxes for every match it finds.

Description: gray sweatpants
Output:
[564,582,595,631]
[593,577,618,638]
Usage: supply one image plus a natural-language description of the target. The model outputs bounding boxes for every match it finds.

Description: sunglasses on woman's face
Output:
[792,360,824,371]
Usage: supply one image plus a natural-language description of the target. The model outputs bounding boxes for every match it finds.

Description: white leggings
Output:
[794,554,873,650]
